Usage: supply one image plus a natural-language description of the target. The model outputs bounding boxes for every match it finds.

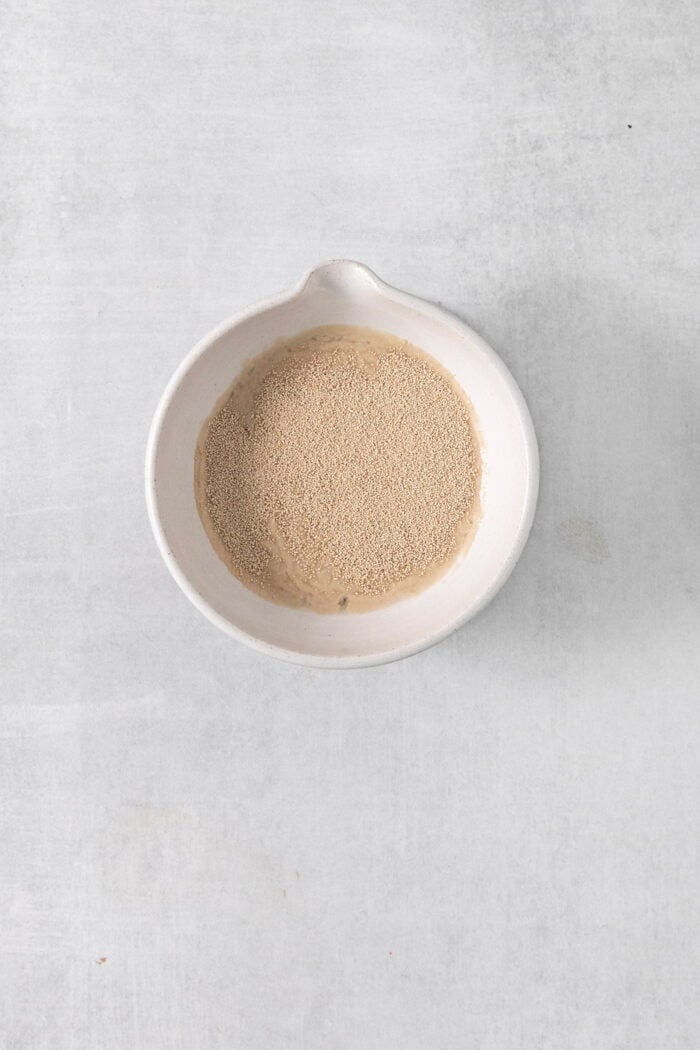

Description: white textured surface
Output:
[2,1,699,1047]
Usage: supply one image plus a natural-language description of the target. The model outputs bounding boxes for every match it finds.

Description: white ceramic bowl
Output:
[146,260,538,667]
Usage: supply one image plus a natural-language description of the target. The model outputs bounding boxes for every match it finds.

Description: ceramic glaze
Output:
[145,261,539,667]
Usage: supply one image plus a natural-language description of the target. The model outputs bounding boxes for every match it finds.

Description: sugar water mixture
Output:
[195,326,481,612]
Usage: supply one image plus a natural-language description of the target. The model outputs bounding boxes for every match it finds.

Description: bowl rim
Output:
[145,260,539,668]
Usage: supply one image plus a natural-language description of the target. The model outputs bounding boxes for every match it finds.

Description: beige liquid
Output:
[195,325,481,612]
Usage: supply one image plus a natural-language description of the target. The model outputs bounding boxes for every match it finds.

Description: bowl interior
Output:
[147,263,537,665]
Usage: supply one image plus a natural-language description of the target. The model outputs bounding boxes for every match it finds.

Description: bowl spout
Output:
[299,259,382,297]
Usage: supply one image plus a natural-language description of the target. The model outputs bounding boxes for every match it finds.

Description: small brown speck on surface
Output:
[96,958,107,965]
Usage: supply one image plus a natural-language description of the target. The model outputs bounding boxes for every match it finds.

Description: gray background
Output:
[2,0,698,1047]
